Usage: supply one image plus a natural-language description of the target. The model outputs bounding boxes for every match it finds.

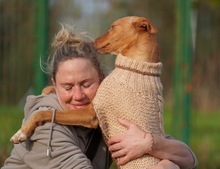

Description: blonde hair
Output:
[45,24,104,82]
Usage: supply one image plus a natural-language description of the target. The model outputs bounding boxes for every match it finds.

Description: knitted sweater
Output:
[93,54,164,168]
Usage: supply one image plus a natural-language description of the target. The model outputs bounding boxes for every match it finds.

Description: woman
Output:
[2,25,197,169]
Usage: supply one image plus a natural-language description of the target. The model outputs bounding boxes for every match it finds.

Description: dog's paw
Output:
[10,130,27,144]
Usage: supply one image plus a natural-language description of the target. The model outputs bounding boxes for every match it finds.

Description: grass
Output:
[164,108,220,169]
[190,110,220,168]
[1,105,220,168]
[0,105,23,166]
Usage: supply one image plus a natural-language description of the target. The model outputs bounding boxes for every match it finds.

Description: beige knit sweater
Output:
[93,54,164,168]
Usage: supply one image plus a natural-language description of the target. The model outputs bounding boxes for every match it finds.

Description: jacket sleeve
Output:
[165,135,198,169]
[22,123,93,169]
[1,147,31,169]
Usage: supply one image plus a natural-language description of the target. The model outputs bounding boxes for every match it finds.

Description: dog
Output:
[11,16,164,168]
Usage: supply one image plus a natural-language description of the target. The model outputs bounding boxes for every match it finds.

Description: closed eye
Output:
[81,80,93,88]
[65,86,72,91]
[82,83,91,88]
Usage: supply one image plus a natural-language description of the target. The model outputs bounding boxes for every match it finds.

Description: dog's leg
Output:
[41,86,55,95]
[10,104,98,143]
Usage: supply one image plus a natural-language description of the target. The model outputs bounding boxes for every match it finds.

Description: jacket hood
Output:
[24,93,62,120]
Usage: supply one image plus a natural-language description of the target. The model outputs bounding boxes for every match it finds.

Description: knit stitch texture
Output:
[93,54,164,168]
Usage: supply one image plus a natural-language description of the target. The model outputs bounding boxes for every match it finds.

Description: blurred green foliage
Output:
[1,0,220,111]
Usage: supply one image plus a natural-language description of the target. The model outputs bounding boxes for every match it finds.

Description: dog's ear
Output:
[133,20,158,34]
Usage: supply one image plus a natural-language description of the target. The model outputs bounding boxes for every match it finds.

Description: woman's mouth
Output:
[71,103,90,109]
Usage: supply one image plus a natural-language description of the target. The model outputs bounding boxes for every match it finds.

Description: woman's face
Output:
[52,58,100,110]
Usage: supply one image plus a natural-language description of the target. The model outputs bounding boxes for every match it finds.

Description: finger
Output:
[111,149,127,159]
[116,156,130,166]
[109,142,122,152]
[108,135,121,145]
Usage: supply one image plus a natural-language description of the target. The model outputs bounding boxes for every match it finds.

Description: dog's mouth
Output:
[96,43,110,53]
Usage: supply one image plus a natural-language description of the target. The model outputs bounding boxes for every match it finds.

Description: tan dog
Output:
[11,16,164,168]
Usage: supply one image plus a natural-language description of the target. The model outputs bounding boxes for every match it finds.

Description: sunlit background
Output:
[1,0,220,168]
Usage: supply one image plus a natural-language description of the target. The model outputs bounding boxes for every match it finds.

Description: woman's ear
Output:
[51,78,55,86]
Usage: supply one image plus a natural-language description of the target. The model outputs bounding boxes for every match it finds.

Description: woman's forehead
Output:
[56,58,99,81]
[59,58,94,70]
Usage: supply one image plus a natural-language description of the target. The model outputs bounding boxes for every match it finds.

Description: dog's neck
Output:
[121,35,160,63]
[113,54,163,95]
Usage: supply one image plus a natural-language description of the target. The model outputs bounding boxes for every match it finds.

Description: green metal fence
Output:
[0,1,48,105]
[173,0,193,144]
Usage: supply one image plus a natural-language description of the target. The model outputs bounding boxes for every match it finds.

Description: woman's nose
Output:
[73,87,85,100]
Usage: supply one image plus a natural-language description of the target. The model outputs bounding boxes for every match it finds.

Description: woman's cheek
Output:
[59,91,72,103]
[88,85,99,100]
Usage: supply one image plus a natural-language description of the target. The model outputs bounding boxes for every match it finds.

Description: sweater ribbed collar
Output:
[115,54,162,77]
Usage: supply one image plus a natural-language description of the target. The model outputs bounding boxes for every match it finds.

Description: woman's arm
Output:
[108,118,197,169]
[148,133,196,169]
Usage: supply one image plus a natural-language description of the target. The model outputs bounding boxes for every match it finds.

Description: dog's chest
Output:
[93,67,164,139]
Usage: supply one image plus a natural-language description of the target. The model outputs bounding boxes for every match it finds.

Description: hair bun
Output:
[52,25,82,49]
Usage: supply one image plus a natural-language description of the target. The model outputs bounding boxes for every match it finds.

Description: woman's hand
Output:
[108,118,153,166]
[108,118,196,169]
[150,160,180,169]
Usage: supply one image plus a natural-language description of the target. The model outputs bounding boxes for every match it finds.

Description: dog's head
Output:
[95,16,158,57]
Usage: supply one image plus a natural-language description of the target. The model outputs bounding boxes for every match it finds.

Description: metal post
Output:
[33,0,48,94]
[173,0,192,144]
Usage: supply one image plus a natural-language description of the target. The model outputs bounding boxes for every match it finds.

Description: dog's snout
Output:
[95,41,111,53]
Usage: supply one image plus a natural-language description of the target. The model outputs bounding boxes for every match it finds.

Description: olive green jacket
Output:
[2,93,111,169]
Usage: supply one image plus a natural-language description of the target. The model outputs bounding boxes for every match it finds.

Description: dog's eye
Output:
[111,25,115,29]
[141,24,147,29]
